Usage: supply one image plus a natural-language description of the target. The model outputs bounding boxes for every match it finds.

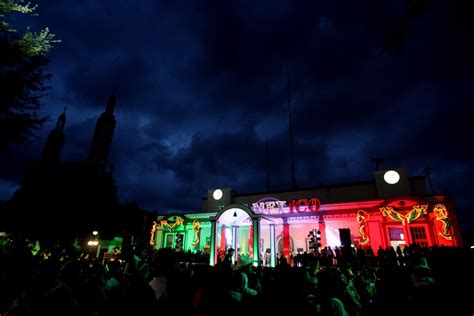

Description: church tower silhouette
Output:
[41,107,66,166]
[88,90,117,167]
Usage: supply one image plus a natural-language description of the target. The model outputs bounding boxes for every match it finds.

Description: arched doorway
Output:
[277,237,295,255]
[210,204,261,266]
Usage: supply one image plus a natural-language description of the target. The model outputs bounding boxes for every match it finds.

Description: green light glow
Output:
[209,221,216,266]
[252,218,259,266]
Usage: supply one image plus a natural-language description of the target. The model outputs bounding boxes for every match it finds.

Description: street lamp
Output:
[88,231,100,258]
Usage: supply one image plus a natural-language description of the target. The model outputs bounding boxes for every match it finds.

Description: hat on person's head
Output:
[233,255,254,270]
[411,264,434,288]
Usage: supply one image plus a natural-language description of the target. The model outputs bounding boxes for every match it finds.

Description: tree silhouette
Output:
[0,0,60,150]
[0,160,152,243]
[1,162,115,241]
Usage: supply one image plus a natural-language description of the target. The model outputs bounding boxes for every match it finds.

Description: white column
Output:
[232,225,239,264]
[252,218,261,266]
[270,224,276,267]
[209,220,216,266]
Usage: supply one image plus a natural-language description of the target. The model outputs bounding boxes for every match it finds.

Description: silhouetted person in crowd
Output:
[318,267,350,316]
[405,262,445,316]
[149,248,176,302]
[233,255,259,296]
[223,247,235,267]
[43,260,83,316]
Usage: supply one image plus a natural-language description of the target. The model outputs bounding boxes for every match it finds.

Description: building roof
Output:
[202,175,427,203]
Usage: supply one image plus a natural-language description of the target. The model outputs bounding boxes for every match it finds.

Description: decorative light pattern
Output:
[380,205,428,225]
[356,210,370,245]
[149,221,157,246]
[433,204,454,240]
[380,207,403,222]
[191,220,201,246]
[406,205,428,223]
[160,218,184,230]
[251,197,321,215]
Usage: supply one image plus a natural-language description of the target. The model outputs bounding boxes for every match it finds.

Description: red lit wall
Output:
[312,197,461,250]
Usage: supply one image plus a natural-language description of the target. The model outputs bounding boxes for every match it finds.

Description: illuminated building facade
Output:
[152,169,462,266]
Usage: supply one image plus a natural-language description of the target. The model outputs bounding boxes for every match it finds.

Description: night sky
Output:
[1,1,473,229]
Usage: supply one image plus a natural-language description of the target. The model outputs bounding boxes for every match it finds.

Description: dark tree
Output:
[0,0,59,150]
[3,162,120,241]
[0,161,152,243]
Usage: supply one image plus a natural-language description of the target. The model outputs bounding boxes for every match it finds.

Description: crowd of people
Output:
[0,237,472,315]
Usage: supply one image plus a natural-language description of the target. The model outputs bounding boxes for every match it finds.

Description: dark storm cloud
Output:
[111,127,331,211]
[0,144,41,182]
[64,55,153,109]
[1,1,473,228]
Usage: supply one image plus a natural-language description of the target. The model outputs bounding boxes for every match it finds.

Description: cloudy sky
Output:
[1,0,473,228]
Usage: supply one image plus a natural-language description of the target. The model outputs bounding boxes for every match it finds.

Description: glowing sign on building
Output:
[149,221,157,246]
[356,210,370,245]
[252,197,321,215]
[191,220,201,246]
[380,205,428,225]
[160,217,184,230]
[433,204,454,240]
